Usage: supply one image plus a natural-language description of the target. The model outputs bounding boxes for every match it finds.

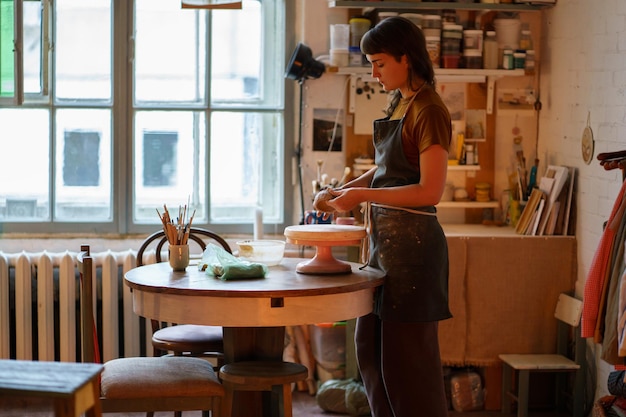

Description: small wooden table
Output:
[0,359,103,417]
[124,257,385,417]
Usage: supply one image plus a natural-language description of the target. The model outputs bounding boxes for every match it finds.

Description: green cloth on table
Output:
[198,243,267,280]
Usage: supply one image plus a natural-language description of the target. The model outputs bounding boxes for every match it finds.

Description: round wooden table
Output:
[124,257,384,417]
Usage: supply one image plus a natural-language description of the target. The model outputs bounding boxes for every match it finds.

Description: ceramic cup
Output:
[169,244,190,271]
[335,216,355,225]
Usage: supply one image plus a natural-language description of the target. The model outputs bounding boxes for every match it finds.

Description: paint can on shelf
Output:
[425,36,441,68]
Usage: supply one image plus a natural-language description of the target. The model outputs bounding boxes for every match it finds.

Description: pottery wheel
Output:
[284,224,367,274]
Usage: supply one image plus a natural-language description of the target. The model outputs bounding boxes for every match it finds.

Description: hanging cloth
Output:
[582,180,626,340]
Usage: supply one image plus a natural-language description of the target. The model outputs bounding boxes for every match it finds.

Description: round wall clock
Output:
[581,114,594,165]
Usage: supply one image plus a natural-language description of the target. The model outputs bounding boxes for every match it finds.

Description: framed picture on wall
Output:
[312,108,343,152]
[439,83,465,121]
[465,109,486,142]
[497,88,536,114]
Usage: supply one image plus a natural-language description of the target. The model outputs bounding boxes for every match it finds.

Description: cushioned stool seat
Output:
[152,324,224,356]
[101,356,224,400]
[219,361,307,417]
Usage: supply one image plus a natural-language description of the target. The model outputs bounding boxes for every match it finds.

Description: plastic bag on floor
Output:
[316,378,370,416]
[450,370,485,412]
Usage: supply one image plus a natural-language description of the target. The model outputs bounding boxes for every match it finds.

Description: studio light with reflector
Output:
[284,43,325,225]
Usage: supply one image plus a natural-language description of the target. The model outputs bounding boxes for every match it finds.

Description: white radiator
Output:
[0,250,157,363]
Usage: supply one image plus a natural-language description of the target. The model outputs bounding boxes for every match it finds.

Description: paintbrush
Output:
[338,166,351,187]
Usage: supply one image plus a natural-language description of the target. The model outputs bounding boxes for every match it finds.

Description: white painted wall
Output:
[539,0,626,400]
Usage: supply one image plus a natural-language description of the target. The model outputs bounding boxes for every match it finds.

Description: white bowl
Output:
[236,240,286,266]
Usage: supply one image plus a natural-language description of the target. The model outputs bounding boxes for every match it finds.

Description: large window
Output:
[0,0,289,234]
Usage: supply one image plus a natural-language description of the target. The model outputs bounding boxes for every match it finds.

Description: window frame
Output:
[0,0,295,236]
[0,0,23,105]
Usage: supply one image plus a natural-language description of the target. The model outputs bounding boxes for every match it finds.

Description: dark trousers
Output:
[355,313,449,417]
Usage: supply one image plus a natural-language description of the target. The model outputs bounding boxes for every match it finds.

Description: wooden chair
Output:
[219,361,308,417]
[78,245,224,417]
[499,292,586,417]
[137,227,230,364]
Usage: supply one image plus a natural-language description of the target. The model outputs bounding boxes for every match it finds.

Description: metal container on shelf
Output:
[463,29,484,55]
[421,14,442,39]
[400,13,422,29]
[463,49,482,69]
[426,36,441,68]
[441,24,463,69]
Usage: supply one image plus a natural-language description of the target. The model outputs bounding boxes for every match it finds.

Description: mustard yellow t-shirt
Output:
[390,85,451,168]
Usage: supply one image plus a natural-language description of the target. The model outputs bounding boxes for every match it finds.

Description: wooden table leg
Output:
[223,327,285,363]
[223,326,286,417]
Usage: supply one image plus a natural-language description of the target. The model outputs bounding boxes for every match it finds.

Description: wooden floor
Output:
[0,390,572,416]
[292,390,570,417]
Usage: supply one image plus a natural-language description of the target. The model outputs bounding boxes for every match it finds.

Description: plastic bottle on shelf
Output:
[519,27,533,51]
[349,17,371,67]
[502,49,514,70]
[465,144,475,165]
[525,50,536,75]
[483,30,498,69]
[513,51,526,70]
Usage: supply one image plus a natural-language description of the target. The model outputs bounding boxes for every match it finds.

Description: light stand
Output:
[285,43,325,225]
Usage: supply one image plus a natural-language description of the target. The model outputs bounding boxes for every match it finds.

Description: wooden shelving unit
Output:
[328,1,549,222]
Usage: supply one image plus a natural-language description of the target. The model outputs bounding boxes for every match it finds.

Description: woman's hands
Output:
[314,187,364,214]
[325,188,365,213]
[313,188,335,213]
[312,167,375,217]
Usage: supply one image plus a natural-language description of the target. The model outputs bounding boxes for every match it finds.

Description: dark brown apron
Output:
[369,100,451,323]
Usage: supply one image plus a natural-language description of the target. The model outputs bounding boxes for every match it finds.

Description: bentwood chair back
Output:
[78,245,224,417]
[136,227,231,363]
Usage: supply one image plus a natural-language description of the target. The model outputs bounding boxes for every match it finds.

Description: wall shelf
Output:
[328,1,554,12]
[337,66,525,79]
[336,67,526,114]
[448,164,480,171]
[437,200,499,209]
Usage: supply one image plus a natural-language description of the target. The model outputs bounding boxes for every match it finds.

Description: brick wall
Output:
[539,0,626,400]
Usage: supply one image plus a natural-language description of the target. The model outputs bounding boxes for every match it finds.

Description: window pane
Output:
[0,0,15,98]
[55,0,111,101]
[210,1,262,102]
[134,0,206,104]
[133,110,206,223]
[0,109,50,221]
[210,111,282,223]
[55,109,112,221]
[24,0,42,94]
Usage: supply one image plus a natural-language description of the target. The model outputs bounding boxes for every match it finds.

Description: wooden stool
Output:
[0,359,103,417]
[219,361,307,417]
[499,293,585,417]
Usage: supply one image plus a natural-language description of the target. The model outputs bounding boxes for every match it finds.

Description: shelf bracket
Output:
[487,75,496,115]
[349,74,359,113]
